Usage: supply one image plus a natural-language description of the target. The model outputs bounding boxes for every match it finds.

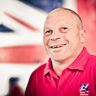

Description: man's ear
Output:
[80,29,85,43]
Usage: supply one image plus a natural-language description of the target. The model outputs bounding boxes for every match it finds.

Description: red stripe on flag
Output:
[4,12,39,32]
[0,45,47,64]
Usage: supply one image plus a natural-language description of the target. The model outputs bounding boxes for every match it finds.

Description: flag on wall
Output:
[0,0,48,63]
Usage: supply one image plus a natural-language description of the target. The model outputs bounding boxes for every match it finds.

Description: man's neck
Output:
[52,59,73,77]
[51,47,84,77]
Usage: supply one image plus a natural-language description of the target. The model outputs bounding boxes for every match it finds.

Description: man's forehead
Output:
[45,8,83,29]
[45,9,77,25]
[47,8,73,17]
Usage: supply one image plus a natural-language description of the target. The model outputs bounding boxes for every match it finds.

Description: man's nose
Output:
[50,32,60,41]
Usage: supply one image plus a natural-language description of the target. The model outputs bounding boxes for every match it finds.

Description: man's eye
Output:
[44,30,52,36]
[61,27,68,33]
[63,27,68,30]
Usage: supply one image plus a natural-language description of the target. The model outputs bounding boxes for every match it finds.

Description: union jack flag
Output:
[80,83,89,96]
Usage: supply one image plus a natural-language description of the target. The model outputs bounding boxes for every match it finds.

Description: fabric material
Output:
[25,47,96,96]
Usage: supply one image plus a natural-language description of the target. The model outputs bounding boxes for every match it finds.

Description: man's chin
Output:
[52,56,64,62]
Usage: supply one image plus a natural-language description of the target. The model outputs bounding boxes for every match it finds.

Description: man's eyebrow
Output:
[44,27,51,31]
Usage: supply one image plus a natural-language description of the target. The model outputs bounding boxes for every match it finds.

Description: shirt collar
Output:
[44,58,59,79]
[44,47,89,76]
[68,47,89,71]
[44,58,52,75]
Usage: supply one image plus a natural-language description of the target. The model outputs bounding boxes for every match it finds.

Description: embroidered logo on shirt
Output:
[80,83,89,96]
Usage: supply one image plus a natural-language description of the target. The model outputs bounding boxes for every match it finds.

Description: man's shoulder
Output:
[34,63,46,73]
[30,63,47,77]
[89,55,96,77]
[88,54,96,68]
[89,54,96,62]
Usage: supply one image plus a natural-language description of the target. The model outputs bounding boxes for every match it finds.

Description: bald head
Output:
[45,8,83,30]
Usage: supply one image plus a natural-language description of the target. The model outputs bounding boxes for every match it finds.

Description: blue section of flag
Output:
[19,0,63,12]
[0,24,14,32]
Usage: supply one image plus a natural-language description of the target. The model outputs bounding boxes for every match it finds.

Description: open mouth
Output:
[49,44,67,49]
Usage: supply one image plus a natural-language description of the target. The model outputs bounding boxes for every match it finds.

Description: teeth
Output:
[50,44,66,49]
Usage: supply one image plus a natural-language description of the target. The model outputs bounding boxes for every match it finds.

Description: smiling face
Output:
[43,8,85,63]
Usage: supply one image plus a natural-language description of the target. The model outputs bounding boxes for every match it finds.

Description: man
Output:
[25,8,96,96]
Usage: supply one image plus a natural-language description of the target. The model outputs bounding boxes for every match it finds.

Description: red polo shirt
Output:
[25,47,96,96]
